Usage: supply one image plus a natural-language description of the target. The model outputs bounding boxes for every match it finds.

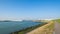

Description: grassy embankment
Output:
[11,22,47,34]
[26,21,54,34]
[55,19,60,23]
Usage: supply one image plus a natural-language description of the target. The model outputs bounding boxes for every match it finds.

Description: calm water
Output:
[0,21,42,34]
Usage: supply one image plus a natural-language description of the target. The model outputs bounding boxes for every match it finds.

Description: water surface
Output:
[0,21,42,34]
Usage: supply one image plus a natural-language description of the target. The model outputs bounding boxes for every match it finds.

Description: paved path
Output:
[54,22,60,34]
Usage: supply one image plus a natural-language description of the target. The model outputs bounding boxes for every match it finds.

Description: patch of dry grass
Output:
[27,21,54,34]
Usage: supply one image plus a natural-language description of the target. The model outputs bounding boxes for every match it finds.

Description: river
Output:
[0,21,42,34]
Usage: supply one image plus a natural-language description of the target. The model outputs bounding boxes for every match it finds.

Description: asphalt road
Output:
[54,22,60,34]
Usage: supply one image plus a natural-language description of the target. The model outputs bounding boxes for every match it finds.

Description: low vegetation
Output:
[27,21,54,34]
[55,19,60,23]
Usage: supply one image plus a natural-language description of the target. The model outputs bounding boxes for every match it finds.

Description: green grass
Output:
[52,19,60,23]
[53,19,60,23]
[56,19,60,23]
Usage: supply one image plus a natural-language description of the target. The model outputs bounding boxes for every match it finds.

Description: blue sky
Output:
[0,0,60,20]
